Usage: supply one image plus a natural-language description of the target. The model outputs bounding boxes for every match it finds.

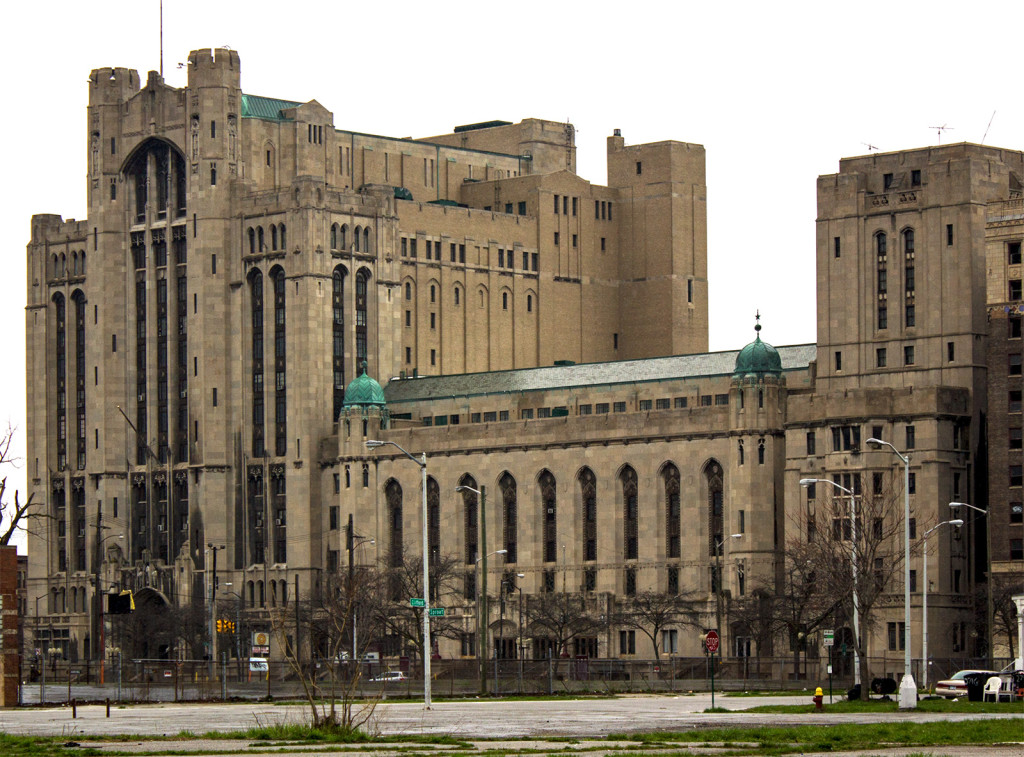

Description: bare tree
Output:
[0,425,38,546]
[369,550,464,665]
[271,567,385,733]
[774,477,910,697]
[613,590,702,662]
[524,590,604,658]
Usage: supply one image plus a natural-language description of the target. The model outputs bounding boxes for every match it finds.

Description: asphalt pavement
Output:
[2,694,1021,739]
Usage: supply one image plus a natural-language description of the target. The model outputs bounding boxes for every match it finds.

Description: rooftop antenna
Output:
[159,0,163,78]
[930,124,954,144]
[981,110,996,145]
[862,142,879,152]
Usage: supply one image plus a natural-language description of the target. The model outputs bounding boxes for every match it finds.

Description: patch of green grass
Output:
[608,719,1023,754]
[744,696,1022,714]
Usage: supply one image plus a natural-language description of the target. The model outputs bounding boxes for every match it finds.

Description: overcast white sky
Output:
[2,1,1022,549]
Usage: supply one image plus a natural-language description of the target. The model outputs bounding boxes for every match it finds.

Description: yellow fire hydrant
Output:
[812,686,824,711]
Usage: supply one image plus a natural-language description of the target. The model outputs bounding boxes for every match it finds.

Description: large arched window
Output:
[249,269,265,457]
[427,476,440,568]
[459,475,478,565]
[271,266,287,456]
[134,275,147,465]
[663,463,681,559]
[72,291,86,470]
[621,466,638,560]
[705,460,724,557]
[355,269,369,365]
[500,472,517,563]
[386,479,403,567]
[53,293,67,471]
[579,468,597,562]
[331,266,347,419]
[539,470,557,563]
[903,228,915,328]
[875,231,888,330]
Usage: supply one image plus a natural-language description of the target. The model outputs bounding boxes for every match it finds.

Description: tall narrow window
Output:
[54,294,67,471]
[73,292,86,470]
[271,267,287,457]
[249,270,265,457]
[706,462,724,557]
[355,270,369,366]
[876,231,888,329]
[540,470,557,563]
[664,464,680,559]
[386,479,403,568]
[580,468,597,562]
[622,466,638,560]
[427,477,440,572]
[500,472,517,563]
[904,229,915,327]
[271,466,286,563]
[460,476,478,565]
[332,267,346,419]
[134,277,148,465]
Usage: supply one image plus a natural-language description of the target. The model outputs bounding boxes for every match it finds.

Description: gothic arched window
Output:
[580,468,597,562]
[621,466,638,560]
[540,470,557,563]
[663,463,680,559]
[500,472,517,563]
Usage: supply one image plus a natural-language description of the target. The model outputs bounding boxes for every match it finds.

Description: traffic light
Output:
[216,619,223,633]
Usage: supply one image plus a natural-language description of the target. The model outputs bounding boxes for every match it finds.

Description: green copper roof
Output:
[733,313,783,378]
[343,362,387,408]
[241,94,302,122]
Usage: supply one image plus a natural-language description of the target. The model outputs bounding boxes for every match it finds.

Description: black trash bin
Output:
[963,672,985,701]
[1012,671,1024,697]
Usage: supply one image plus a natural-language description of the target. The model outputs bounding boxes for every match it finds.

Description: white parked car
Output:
[370,671,407,683]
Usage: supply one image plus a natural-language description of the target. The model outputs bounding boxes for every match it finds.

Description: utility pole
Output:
[478,486,488,695]
[208,544,223,678]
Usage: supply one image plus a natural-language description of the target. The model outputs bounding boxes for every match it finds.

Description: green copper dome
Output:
[733,314,783,378]
[343,362,387,408]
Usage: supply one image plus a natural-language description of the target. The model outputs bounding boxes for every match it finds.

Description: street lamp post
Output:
[456,483,495,695]
[714,534,742,654]
[345,514,375,663]
[367,439,432,708]
[949,502,991,667]
[514,572,525,695]
[207,543,225,679]
[93,531,123,685]
[800,478,861,688]
[920,519,963,690]
[866,436,916,709]
[474,545,507,694]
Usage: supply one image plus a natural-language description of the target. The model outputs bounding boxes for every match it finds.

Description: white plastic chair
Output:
[983,676,1003,702]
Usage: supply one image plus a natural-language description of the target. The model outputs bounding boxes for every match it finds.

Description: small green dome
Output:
[343,361,386,408]
[733,314,782,378]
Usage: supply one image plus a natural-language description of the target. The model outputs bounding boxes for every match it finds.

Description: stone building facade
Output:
[23,47,1023,673]
[23,48,708,665]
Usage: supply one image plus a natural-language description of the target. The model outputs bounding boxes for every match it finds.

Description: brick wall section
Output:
[0,546,18,706]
